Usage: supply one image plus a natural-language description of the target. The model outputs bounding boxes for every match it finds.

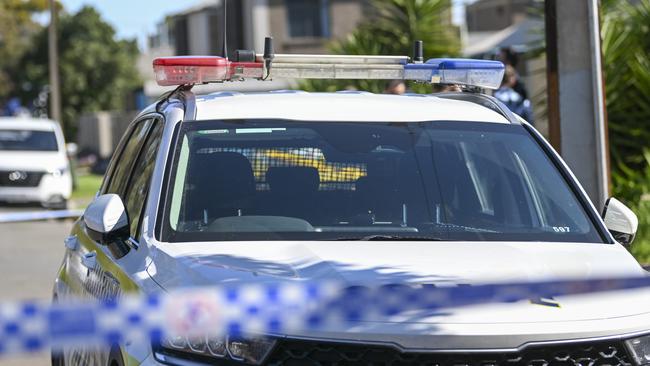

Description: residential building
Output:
[139,0,371,98]
[153,0,370,58]
[461,0,547,136]
[265,0,370,54]
[465,0,538,32]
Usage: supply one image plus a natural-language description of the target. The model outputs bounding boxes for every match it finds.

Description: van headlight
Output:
[626,335,650,365]
[156,334,276,365]
[47,167,68,178]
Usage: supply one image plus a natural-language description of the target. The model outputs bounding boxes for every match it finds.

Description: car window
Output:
[161,120,603,243]
[0,129,58,151]
[104,119,153,196]
[123,120,164,238]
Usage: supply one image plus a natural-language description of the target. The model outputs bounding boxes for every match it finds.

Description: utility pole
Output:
[48,0,62,130]
[545,0,609,209]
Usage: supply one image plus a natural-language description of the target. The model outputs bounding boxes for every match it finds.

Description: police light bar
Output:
[152,55,408,85]
[260,54,408,80]
[262,54,409,65]
[263,54,408,80]
[153,46,505,89]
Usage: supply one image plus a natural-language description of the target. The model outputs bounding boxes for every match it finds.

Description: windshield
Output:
[160,120,604,243]
[0,129,58,152]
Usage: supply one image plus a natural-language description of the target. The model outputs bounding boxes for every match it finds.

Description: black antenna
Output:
[413,40,424,63]
[262,36,275,80]
[221,0,228,59]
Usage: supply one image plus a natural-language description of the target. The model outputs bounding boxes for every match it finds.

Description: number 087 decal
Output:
[553,226,571,233]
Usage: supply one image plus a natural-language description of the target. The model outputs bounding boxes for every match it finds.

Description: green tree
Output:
[601,0,650,263]
[16,6,140,137]
[300,0,460,93]
[601,0,650,197]
[0,0,49,102]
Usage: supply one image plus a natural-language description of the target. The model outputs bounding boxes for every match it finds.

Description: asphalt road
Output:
[0,205,73,366]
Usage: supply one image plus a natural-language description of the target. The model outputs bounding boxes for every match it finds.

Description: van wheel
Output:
[52,199,69,210]
[42,196,68,210]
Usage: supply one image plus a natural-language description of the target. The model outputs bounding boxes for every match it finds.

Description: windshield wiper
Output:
[332,235,446,241]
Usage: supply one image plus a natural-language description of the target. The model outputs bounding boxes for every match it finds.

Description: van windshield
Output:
[0,130,58,151]
[161,120,604,243]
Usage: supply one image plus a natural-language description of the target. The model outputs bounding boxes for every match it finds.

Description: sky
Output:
[59,0,205,47]
[58,0,474,49]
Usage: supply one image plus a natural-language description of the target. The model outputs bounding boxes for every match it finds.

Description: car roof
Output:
[0,117,60,131]
[192,91,511,123]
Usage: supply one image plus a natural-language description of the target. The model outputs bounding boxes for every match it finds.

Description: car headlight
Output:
[47,167,68,178]
[626,335,650,365]
[156,334,276,365]
[227,337,276,364]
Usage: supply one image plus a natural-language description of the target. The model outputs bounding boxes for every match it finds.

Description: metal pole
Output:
[48,0,62,129]
[544,0,561,152]
[587,0,610,201]
[543,0,609,208]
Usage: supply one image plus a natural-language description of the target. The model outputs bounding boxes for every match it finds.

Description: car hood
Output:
[147,241,650,349]
[0,151,65,171]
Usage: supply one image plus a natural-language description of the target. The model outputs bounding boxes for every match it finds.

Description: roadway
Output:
[0,205,72,366]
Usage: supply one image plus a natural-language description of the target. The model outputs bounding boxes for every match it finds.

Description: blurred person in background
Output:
[384,80,406,95]
[494,65,534,126]
[433,84,462,93]
[497,47,529,100]
[2,97,29,117]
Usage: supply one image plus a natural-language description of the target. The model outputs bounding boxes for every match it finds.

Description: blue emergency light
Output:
[404,58,505,89]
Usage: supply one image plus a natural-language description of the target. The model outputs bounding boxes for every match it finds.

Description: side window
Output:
[104,119,153,196]
[123,121,164,238]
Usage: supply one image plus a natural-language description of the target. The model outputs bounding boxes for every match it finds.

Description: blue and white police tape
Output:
[0,209,83,224]
[1,275,650,357]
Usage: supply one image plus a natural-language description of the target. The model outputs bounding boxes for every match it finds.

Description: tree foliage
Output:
[300,0,460,93]
[601,0,650,263]
[0,0,49,101]
[15,6,140,137]
[601,0,650,201]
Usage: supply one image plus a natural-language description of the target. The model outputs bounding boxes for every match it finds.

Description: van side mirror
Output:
[66,142,78,157]
[84,194,129,243]
[602,197,638,246]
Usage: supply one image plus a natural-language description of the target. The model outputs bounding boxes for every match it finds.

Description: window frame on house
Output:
[285,0,330,39]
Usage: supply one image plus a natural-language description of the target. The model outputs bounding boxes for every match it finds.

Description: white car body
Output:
[0,117,72,207]
[52,91,649,366]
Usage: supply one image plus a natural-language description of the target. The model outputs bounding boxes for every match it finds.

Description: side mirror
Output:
[84,194,129,242]
[602,197,638,246]
[66,142,78,157]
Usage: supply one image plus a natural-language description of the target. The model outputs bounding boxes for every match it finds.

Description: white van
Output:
[0,117,72,208]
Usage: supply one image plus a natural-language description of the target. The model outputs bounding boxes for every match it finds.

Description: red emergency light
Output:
[153,56,264,86]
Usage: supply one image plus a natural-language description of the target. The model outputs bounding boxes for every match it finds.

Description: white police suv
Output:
[52,42,648,366]
[0,117,72,208]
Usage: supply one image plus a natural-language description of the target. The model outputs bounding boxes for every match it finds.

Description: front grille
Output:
[0,170,44,187]
[266,339,632,366]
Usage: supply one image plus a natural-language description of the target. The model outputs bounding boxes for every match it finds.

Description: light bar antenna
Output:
[221,0,228,59]
[262,37,275,80]
[413,40,424,64]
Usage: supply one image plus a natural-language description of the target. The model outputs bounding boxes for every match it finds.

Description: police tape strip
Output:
[1,275,649,357]
[0,209,83,224]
